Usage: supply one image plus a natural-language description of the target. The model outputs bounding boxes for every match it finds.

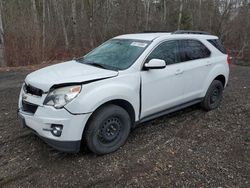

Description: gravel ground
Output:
[0,64,249,187]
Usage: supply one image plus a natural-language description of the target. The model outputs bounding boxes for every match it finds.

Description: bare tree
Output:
[1,0,250,66]
[31,0,40,34]
[31,0,41,62]
[0,0,5,66]
[83,0,94,47]
[142,0,151,30]
[53,0,69,48]
[163,0,167,22]
[71,0,77,46]
[177,0,183,30]
[42,0,46,59]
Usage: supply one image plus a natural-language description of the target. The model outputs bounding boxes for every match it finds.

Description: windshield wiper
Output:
[74,56,85,63]
[88,63,109,70]
[76,58,118,71]
[75,58,102,68]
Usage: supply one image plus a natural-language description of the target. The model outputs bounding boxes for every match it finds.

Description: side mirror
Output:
[144,59,166,69]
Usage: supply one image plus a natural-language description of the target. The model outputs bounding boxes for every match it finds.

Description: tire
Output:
[84,104,131,155]
[201,80,224,111]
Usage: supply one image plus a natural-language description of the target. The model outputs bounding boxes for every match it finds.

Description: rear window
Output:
[207,39,227,54]
[180,39,211,62]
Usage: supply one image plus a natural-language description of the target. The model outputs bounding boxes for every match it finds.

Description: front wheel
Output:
[201,80,224,111]
[84,104,131,155]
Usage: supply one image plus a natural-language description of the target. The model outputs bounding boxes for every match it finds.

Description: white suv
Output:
[18,31,230,154]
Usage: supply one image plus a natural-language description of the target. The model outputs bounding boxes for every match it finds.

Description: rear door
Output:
[179,39,212,102]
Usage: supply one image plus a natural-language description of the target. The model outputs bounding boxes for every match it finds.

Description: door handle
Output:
[175,69,184,75]
[206,61,212,66]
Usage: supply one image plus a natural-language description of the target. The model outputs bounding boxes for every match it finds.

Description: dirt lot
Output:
[0,64,249,187]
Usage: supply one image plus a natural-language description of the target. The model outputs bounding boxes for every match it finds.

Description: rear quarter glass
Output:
[207,39,227,54]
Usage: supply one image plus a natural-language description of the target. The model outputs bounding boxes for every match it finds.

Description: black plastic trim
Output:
[138,76,142,120]
[137,98,203,124]
[22,100,38,114]
[40,136,81,153]
[24,83,44,96]
[143,30,170,33]
[143,65,166,70]
[173,30,210,35]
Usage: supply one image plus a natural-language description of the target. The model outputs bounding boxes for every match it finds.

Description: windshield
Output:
[77,39,150,70]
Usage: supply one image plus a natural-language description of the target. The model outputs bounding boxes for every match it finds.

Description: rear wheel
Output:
[201,80,224,111]
[84,104,131,155]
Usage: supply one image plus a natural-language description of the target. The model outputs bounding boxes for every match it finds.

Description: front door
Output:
[140,40,185,118]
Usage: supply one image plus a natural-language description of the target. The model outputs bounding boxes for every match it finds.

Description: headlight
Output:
[44,85,81,109]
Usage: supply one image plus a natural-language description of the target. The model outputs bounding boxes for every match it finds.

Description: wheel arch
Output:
[202,62,229,97]
[214,74,226,87]
[84,99,136,131]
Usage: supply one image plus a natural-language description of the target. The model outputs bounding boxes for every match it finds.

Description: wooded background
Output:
[0,0,249,67]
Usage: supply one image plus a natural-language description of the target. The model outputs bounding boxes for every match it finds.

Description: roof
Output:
[114,32,218,41]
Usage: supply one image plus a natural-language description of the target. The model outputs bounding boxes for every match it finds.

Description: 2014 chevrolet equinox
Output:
[18,31,230,154]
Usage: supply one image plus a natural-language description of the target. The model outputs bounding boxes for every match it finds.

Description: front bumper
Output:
[18,115,81,152]
[18,106,92,153]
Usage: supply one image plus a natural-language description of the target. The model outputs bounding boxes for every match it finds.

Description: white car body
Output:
[18,32,230,152]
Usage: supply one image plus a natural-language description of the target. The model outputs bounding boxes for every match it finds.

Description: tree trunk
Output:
[199,0,202,28]
[31,0,40,62]
[71,0,77,46]
[0,0,5,66]
[42,0,46,59]
[103,0,113,39]
[177,0,183,30]
[31,0,40,34]
[163,0,167,22]
[83,0,94,48]
[53,0,69,48]
[144,0,150,30]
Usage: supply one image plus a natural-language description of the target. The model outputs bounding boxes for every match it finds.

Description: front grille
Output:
[24,84,43,97]
[22,100,38,114]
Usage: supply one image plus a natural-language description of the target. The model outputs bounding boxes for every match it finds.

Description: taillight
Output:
[227,54,232,65]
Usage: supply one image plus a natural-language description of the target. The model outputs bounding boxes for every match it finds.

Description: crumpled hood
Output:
[25,60,118,92]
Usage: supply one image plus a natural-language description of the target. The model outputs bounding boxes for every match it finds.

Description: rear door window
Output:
[180,40,211,62]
